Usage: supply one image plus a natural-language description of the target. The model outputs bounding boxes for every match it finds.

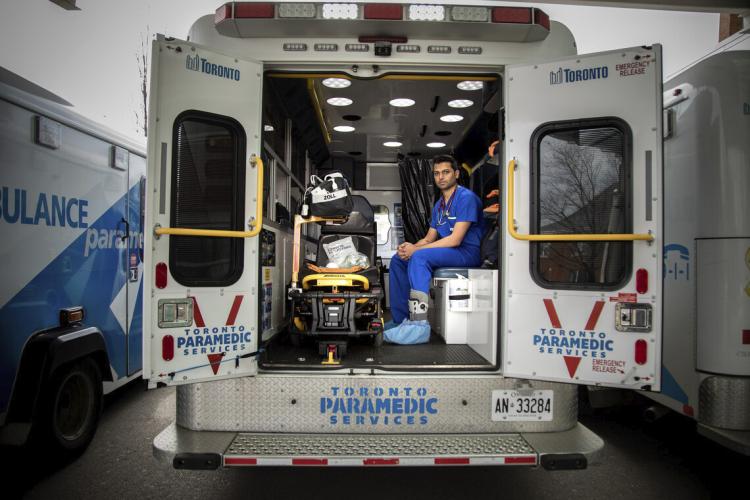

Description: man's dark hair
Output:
[432,154,459,171]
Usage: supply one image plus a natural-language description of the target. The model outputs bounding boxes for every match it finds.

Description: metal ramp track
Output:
[223,433,538,467]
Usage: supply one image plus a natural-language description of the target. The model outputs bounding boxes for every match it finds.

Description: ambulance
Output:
[0,67,146,454]
[143,2,748,469]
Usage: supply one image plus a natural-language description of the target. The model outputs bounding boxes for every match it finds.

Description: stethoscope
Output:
[436,186,459,226]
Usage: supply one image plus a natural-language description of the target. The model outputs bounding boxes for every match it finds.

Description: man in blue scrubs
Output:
[385,155,484,343]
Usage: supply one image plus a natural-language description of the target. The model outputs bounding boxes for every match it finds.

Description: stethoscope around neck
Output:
[436,186,459,226]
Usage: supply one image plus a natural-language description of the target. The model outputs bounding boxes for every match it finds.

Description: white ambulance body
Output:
[0,67,146,453]
[643,31,750,455]
[144,2,669,469]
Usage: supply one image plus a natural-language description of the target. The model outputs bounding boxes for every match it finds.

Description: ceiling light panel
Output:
[457,80,484,91]
[440,115,464,122]
[448,99,473,108]
[334,125,355,132]
[389,98,415,107]
[327,97,353,106]
[322,77,352,89]
[383,141,403,147]
[427,142,446,148]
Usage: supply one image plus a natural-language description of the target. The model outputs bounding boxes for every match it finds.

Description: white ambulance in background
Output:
[142,2,749,469]
[0,67,146,455]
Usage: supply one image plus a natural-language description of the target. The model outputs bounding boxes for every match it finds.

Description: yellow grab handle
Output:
[507,159,654,242]
[155,155,264,239]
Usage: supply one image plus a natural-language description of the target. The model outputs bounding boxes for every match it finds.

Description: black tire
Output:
[34,358,102,457]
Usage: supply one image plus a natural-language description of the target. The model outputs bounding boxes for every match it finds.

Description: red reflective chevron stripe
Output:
[292,458,328,465]
[435,457,470,465]
[543,299,561,328]
[226,295,244,325]
[585,301,605,330]
[192,297,205,327]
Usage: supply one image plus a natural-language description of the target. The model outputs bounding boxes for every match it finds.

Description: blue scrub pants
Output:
[388,247,481,324]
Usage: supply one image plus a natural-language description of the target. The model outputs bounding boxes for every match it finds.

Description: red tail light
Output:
[235,2,275,19]
[635,339,648,365]
[364,4,403,20]
[162,335,174,361]
[636,268,649,294]
[155,262,168,289]
[491,7,531,24]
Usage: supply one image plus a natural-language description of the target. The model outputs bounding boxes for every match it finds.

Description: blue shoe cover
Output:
[384,319,430,345]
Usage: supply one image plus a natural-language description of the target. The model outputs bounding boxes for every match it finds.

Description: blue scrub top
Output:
[430,185,485,249]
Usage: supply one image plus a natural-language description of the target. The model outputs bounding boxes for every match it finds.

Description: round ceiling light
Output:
[383,141,403,147]
[327,97,353,106]
[440,114,464,122]
[334,125,355,132]
[427,142,446,148]
[263,125,275,132]
[457,80,484,91]
[322,77,352,89]
[389,98,415,107]
[448,99,473,108]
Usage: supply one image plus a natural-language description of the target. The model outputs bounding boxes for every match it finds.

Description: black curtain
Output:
[398,157,435,243]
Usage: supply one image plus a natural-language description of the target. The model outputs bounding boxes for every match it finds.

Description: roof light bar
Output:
[396,44,420,53]
[315,43,339,51]
[408,4,445,22]
[234,2,275,19]
[277,3,316,18]
[364,4,403,20]
[322,3,359,20]
[428,45,451,54]
[458,46,482,55]
[534,8,551,30]
[451,6,488,22]
[491,7,532,24]
[283,43,308,51]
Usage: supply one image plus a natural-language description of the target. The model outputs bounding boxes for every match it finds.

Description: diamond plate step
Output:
[223,433,537,466]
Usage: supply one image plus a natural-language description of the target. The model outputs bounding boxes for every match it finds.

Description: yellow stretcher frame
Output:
[506,159,654,242]
[153,155,264,239]
[301,273,370,291]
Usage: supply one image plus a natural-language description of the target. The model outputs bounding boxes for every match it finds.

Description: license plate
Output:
[491,390,553,421]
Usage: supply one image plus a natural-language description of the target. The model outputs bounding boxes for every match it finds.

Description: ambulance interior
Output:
[258,72,502,370]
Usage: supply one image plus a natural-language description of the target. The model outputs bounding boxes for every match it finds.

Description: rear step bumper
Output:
[155,423,603,470]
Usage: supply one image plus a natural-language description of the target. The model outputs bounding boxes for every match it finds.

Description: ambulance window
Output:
[531,119,632,290]
[169,111,246,286]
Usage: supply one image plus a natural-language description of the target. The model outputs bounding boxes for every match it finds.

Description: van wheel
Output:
[35,358,102,457]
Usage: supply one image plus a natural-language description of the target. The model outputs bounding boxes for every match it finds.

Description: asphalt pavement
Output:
[2,379,745,499]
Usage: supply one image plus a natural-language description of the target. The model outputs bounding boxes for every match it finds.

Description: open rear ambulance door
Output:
[502,46,663,392]
[143,35,263,388]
